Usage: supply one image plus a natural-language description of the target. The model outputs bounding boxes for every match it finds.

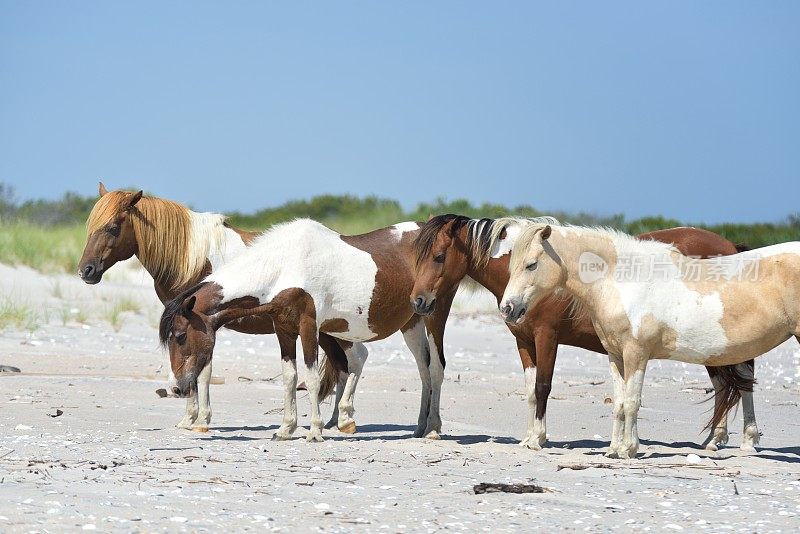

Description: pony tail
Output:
[317,333,348,400]
[705,361,755,431]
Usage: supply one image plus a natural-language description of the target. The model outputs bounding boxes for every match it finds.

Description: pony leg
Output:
[703,372,730,451]
[324,371,348,430]
[172,369,200,429]
[273,332,299,441]
[528,330,559,450]
[176,393,199,429]
[335,342,368,434]
[423,292,454,440]
[738,362,760,452]
[190,360,213,432]
[300,315,323,443]
[618,353,648,459]
[401,318,433,438]
[605,355,626,458]
[515,340,540,450]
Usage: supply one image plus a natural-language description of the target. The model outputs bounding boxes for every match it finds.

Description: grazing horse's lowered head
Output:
[78,183,143,283]
[159,281,268,397]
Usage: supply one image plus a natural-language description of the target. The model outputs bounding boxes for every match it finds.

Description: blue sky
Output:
[1,2,798,224]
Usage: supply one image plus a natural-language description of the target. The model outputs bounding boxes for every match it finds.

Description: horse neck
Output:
[554,229,627,314]
[133,204,230,292]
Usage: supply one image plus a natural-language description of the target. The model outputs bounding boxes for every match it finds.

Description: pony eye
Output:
[526,262,538,271]
[175,332,187,345]
[433,253,445,264]
[107,225,120,236]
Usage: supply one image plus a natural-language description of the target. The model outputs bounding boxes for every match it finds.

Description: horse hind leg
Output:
[273,331,299,441]
[738,360,760,452]
[703,369,730,452]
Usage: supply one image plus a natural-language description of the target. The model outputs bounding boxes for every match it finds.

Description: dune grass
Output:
[105,297,142,331]
[0,222,86,273]
[0,297,40,331]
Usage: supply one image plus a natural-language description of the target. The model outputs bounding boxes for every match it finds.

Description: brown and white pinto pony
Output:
[501,223,800,458]
[77,184,362,433]
[160,219,454,441]
[411,215,759,451]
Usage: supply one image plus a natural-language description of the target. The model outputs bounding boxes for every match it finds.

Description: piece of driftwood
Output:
[0,365,21,373]
[473,482,550,494]
[557,462,726,472]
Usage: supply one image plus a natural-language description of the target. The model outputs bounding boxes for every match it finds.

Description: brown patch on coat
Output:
[321,318,349,333]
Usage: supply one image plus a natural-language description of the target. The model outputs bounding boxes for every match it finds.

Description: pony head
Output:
[159,282,219,397]
[78,182,142,283]
[411,215,474,315]
[500,224,562,324]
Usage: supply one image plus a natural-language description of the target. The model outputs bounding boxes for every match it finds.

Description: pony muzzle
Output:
[172,373,197,398]
[500,299,527,324]
[411,295,436,316]
[78,261,103,284]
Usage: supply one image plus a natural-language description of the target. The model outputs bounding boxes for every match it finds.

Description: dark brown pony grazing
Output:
[77,183,354,432]
[160,218,455,441]
[410,215,759,452]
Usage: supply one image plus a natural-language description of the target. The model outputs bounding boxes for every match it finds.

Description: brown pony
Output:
[77,184,355,432]
[159,219,455,441]
[410,215,759,452]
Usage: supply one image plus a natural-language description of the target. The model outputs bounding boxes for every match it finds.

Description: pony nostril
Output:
[414,296,425,310]
[518,307,527,319]
[501,304,513,316]
[82,264,95,278]
[172,386,181,396]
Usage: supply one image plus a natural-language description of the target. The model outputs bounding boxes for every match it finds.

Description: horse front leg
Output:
[617,350,648,459]
[422,292,454,440]
[172,368,199,430]
[515,340,540,449]
[605,355,626,458]
[401,317,433,438]
[273,330,299,441]
[299,315,324,442]
[190,360,213,432]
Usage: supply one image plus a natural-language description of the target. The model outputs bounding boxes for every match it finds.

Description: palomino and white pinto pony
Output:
[160,218,455,441]
[500,223,800,458]
[77,184,365,433]
[411,215,759,451]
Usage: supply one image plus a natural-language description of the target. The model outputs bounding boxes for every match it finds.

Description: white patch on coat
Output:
[490,225,522,258]
[187,212,227,275]
[206,219,380,342]
[612,245,729,363]
[390,221,421,239]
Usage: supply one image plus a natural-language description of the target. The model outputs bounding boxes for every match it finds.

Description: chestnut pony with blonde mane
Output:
[501,223,800,458]
[78,184,366,433]
[411,215,759,452]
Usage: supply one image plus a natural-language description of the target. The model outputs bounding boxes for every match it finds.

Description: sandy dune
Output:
[1,262,799,532]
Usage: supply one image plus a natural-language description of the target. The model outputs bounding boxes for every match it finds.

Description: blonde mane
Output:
[509,223,679,275]
[86,192,227,290]
[478,216,561,268]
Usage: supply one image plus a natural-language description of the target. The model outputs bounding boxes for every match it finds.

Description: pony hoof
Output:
[705,441,722,452]
[306,433,324,443]
[740,444,757,453]
[272,433,291,441]
[176,418,195,430]
[520,438,543,451]
[190,426,209,433]
[605,449,620,459]
[424,430,441,440]
[338,421,357,434]
[413,428,426,438]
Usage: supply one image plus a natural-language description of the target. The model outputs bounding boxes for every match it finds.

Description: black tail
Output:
[735,243,751,253]
[317,333,348,400]
[705,360,755,431]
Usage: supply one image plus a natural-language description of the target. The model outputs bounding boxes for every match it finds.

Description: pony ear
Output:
[540,225,552,240]
[126,190,143,209]
[98,182,108,196]
[427,213,434,221]
[181,295,196,316]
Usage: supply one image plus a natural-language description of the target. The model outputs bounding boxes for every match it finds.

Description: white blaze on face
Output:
[390,221,420,240]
